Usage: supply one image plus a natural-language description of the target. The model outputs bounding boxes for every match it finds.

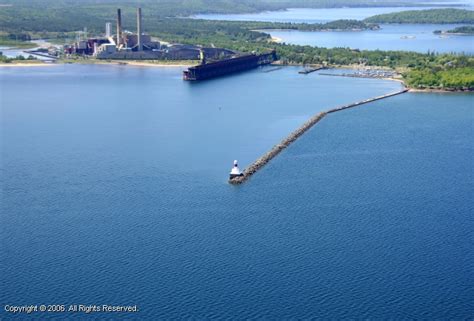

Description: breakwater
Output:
[24,50,58,60]
[263,66,283,73]
[298,66,326,74]
[229,88,408,184]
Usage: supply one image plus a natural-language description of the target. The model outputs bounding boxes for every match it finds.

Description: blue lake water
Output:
[193,5,474,23]
[195,6,474,54]
[0,40,59,60]
[266,24,474,54]
[0,46,37,59]
[1,65,473,319]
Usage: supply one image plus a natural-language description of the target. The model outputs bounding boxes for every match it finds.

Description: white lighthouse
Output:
[229,160,244,179]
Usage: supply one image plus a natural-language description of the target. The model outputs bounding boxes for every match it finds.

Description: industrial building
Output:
[65,8,235,62]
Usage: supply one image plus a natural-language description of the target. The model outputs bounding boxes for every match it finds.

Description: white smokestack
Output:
[105,22,111,38]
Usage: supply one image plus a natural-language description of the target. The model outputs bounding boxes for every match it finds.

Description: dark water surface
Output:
[1,65,473,319]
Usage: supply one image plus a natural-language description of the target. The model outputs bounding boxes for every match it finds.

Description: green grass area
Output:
[0,39,37,49]
[0,57,43,64]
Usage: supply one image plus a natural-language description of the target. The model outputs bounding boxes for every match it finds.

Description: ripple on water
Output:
[1,66,472,319]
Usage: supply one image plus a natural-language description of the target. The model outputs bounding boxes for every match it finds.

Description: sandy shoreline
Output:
[0,60,194,68]
[271,36,283,43]
[115,60,192,68]
[61,59,196,68]
[1,60,470,93]
[0,63,56,67]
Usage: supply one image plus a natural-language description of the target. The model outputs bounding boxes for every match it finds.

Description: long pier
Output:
[319,72,396,79]
[24,50,58,60]
[229,88,408,185]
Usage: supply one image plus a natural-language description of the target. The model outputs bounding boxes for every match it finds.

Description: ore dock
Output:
[183,50,277,81]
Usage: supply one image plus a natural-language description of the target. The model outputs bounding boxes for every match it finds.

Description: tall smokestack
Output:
[137,8,142,51]
[117,8,122,48]
[105,22,111,38]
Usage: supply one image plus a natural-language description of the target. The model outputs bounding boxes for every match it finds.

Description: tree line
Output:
[364,9,474,24]
[0,2,472,89]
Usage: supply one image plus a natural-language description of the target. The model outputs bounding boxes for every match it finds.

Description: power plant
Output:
[103,7,158,53]
[65,8,236,62]
[63,7,276,81]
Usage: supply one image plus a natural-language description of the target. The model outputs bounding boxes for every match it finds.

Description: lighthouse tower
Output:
[229,160,244,179]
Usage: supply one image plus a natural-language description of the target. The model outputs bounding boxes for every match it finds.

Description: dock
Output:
[183,51,277,81]
[24,50,58,60]
[229,88,408,185]
[319,69,396,79]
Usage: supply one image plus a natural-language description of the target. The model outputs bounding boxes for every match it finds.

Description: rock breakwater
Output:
[229,88,408,185]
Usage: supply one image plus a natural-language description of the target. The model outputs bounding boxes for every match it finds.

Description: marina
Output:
[319,69,397,79]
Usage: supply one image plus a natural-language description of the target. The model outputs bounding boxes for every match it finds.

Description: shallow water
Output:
[1,65,473,319]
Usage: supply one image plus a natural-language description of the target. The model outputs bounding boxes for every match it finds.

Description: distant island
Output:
[255,19,380,32]
[434,26,474,35]
[364,8,474,24]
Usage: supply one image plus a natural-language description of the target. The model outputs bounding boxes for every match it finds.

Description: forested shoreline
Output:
[1,1,473,90]
[364,8,474,24]
[434,26,474,34]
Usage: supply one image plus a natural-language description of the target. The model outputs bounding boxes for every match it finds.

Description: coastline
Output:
[1,59,470,93]
[113,60,195,67]
[0,62,54,67]
[59,59,197,67]
[271,36,283,43]
[408,87,474,93]
[272,62,472,93]
[0,59,196,68]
